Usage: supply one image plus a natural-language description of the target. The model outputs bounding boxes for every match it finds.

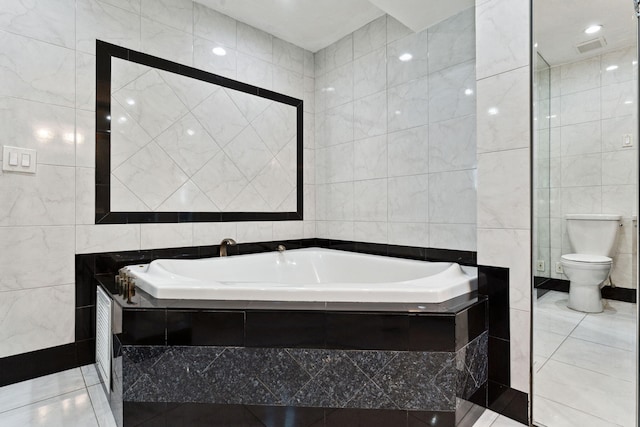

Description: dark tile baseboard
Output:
[535,277,637,303]
[0,340,94,387]
[122,402,466,427]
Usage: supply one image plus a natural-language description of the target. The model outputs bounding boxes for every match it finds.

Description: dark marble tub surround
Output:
[112,334,487,426]
[120,337,487,410]
[73,239,496,426]
[104,279,488,427]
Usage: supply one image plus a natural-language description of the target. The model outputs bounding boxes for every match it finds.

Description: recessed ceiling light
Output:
[606,65,618,71]
[584,25,602,34]
[212,47,227,56]
[399,53,413,62]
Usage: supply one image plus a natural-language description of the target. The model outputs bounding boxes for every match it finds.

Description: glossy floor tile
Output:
[533,291,637,427]
[0,365,516,426]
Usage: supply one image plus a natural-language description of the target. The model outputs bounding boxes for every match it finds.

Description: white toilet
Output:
[560,214,622,313]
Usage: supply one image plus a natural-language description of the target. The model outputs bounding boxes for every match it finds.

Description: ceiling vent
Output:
[575,37,607,54]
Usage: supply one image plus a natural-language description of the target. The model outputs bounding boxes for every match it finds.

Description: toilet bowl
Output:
[560,214,621,313]
[560,254,612,313]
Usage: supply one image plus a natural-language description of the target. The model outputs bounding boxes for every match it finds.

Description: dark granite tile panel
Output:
[409,315,456,352]
[324,408,409,427]
[121,310,166,345]
[286,348,333,376]
[309,351,371,407]
[245,311,325,348]
[326,313,409,350]
[456,333,488,400]
[254,348,312,404]
[122,346,169,393]
[289,377,335,408]
[455,301,487,351]
[123,374,164,402]
[248,405,324,427]
[407,410,456,427]
[478,266,510,340]
[346,350,396,379]
[236,378,280,406]
[344,380,397,410]
[488,337,510,387]
[144,347,226,403]
[166,310,244,346]
[372,352,457,411]
[200,347,264,404]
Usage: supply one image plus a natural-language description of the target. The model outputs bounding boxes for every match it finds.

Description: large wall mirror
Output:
[532,1,638,426]
[95,40,303,224]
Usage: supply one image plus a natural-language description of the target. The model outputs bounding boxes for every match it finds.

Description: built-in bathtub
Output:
[123,248,477,303]
[92,242,488,427]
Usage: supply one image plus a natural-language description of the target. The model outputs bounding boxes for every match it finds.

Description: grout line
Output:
[533,393,626,427]
[0,381,86,415]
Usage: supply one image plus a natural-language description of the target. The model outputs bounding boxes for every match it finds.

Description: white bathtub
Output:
[123,248,477,303]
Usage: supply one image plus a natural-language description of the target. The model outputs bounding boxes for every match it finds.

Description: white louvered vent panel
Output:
[96,287,112,390]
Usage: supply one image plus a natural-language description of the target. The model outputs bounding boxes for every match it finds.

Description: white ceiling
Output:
[535,0,637,66]
[194,0,473,52]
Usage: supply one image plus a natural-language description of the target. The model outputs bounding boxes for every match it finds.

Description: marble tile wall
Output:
[0,0,315,359]
[109,59,298,213]
[475,0,531,395]
[313,8,478,251]
[537,47,638,289]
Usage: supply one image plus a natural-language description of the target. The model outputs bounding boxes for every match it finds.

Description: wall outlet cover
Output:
[555,262,563,274]
[536,260,545,272]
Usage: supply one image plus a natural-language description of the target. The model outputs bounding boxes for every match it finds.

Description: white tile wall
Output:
[476,0,531,396]
[540,47,638,288]
[315,7,477,250]
[0,0,315,359]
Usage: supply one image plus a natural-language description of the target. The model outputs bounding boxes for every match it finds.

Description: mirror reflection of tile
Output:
[110,58,298,213]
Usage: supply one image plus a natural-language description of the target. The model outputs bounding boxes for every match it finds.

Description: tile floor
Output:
[533,290,638,427]
[0,364,523,427]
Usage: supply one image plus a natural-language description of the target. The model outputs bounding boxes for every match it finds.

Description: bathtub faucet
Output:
[219,238,237,257]
[277,244,286,252]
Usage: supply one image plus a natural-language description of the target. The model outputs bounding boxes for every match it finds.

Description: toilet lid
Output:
[561,253,612,264]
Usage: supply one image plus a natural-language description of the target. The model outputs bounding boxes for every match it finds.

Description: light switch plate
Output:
[3,146,37,174]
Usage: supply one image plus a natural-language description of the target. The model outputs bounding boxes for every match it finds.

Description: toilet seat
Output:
[561,253,611,266]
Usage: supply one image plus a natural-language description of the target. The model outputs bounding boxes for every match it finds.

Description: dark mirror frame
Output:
[95,40,304,224]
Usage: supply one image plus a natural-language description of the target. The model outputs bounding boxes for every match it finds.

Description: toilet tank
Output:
[565,214,622,257]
